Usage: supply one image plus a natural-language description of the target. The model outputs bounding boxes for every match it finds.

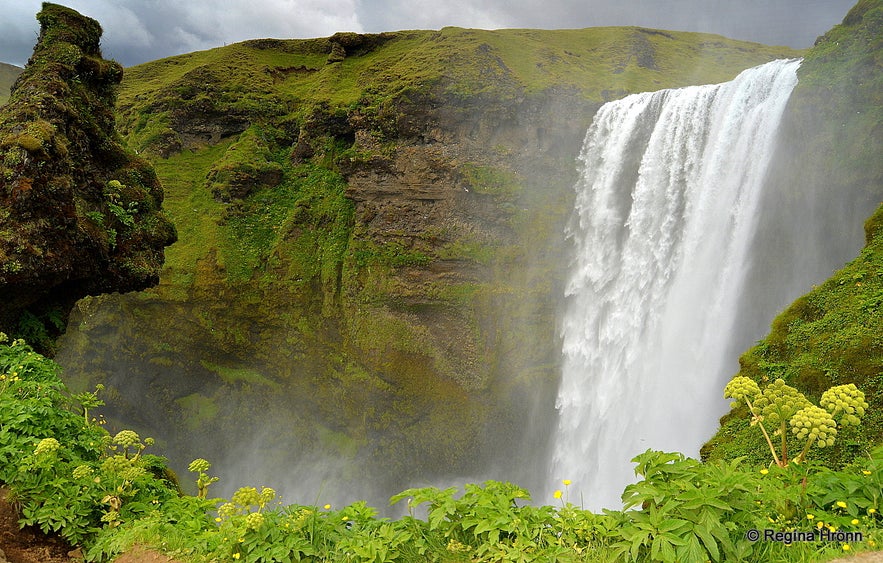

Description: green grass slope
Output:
[116,27,799,154]
[703,0,883,467]
[0,62,23,106]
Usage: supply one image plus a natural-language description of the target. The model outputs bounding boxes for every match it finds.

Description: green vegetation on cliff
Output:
[116,26,800,155]
[703,0,883,467]
[86,25,800,489]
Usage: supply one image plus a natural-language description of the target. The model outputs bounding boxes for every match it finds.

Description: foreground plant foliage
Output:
[1,335,881,562]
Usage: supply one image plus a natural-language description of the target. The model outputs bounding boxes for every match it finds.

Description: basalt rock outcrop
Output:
[0,3,176,347]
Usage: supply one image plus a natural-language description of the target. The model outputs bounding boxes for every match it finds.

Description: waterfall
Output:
[551,59,801,509]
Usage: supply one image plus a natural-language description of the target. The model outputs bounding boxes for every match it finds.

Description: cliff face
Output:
[0,4,176,347]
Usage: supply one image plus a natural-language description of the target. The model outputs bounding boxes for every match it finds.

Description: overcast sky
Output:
[1,0,857,68]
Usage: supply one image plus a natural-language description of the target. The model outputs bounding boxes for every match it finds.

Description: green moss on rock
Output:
[0,3,176,347]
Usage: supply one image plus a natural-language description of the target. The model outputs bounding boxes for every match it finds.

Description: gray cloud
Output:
[1,0,858,68]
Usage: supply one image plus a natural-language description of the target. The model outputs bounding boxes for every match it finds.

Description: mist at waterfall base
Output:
[53,292,538,514]
[550,59,808,510]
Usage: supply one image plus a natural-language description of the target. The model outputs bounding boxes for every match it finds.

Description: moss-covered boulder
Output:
[0,3,176,348]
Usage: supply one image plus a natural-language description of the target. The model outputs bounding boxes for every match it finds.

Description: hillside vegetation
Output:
[117,25,799,156]
[0,62,23,106]
[703,0,883,467]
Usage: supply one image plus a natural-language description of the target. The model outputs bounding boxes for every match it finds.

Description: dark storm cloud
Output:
[1,0,859,68]
[1,0,361,67]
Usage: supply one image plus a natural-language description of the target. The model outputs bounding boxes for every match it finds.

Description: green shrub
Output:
[2,333,881,562]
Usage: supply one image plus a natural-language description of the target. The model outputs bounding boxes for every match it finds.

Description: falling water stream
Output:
[550,59,802,509]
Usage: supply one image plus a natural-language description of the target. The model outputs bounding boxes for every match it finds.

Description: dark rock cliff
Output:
[0,3,176,348]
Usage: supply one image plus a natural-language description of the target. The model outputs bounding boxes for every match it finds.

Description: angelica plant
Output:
[70,383,105,427]
[188,458,219,499]
[724,377,869,466]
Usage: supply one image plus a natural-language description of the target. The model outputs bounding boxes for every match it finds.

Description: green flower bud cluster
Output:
[34,437,60,456]
[101,454,132,474]
[754,378,810,425]
[231,486,262,510]
[245,512,265,531]
[218,502,237,519]
[188,458,211,473]
[259,487,276,507]
[119,465,146,481]
[821,384,868,427]
[72,464,94,479]
[790,405,837,448]
[113,430,140,448]
[724,376,761,406]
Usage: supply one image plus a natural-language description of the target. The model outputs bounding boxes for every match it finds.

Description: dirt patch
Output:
[828,551,883,563]
[111,545,181,563]
[0,488,79,563]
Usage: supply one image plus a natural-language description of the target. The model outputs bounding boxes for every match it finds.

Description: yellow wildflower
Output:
[563,479,572,486]
[807,514,814,520]
[233,554,240,560]
[760,469,769,475]
[869,508,877,515]
[324,504,331,510]
[863,470,872,476]
[553,490,563,499]
[837,501,848,509]
[843,545,851,551]
[852,519,860,526]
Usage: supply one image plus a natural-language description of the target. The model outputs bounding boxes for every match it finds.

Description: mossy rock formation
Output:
[0,3,176,348]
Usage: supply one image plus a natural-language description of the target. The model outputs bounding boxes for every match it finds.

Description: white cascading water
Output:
[551,59,801,509]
